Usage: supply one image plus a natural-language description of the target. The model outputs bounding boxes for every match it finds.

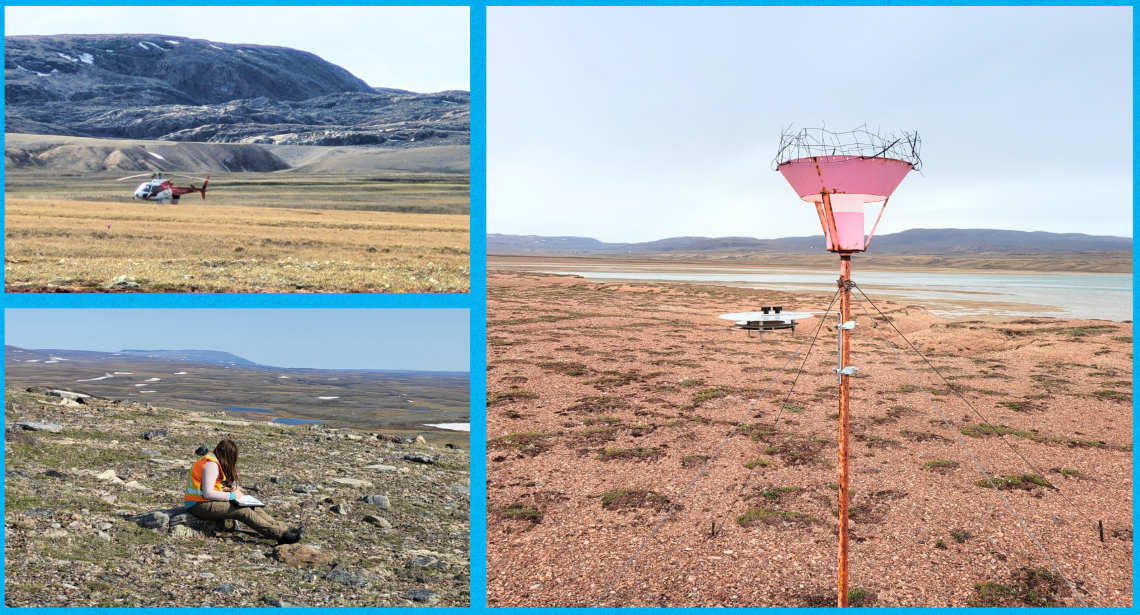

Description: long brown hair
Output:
[213,439,239,487]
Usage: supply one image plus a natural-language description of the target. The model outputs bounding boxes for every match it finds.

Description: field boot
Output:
[277,526,304,545]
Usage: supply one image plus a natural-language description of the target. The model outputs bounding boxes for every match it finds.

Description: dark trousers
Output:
[187,501,288,540]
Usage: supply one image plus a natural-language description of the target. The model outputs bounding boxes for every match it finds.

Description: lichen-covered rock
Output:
[274,544,333,569]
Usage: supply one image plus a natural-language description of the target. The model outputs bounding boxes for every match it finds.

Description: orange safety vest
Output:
[185,452,227,502]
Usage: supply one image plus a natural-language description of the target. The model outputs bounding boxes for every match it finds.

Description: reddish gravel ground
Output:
[486,271,1133,608]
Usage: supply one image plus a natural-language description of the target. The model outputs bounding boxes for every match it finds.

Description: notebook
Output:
[235,494,265,507]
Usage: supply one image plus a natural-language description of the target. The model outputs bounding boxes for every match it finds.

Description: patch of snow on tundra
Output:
[77,374,114,382]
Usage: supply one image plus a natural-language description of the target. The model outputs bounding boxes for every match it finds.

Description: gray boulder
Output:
[325,569,370,588]
[406,588,439,604]
[358,494,390,509]
[128,507,217,535]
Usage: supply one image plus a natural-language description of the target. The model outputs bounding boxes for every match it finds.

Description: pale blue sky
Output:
[5,309,469,372]
[489,6,1132,242]
[5,6,470,92]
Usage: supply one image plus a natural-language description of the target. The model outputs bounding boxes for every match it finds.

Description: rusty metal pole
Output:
[837,254,852,608]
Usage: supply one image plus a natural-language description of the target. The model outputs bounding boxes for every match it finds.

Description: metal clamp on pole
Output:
[835,320,857,383]
[834,366,859,376]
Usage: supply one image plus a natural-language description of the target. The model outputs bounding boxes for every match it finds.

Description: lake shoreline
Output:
[490,257,1132,322]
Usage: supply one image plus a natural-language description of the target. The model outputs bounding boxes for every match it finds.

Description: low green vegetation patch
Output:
[598,447,661,461]
[681,386,734,410]
[971,568,1064,607]
[847,588,868,607]
[744,457,771,469]
[736,507,815,527]
[491,432,552,456]
[599,489,670,511]
[960,424,1106,448]
[950,529,973,543]
[487,389,538,405]
[680,454,708,468]
[997,400,1041,413]
[584,371,643,388]
[1094,389,1131,403]
[579,426,618,441]
[582,416,620,426]
[566,395,629,413]
[1040,324,1116,339]
[499,503,544,523]
[923,459,959,472]
[756,486,801,502]
[976,474,1050,491]
[739,423,778,440]
[535,361,589,376]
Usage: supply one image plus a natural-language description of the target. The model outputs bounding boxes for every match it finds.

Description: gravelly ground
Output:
[5,388,470,607]
[486,271,1132,608]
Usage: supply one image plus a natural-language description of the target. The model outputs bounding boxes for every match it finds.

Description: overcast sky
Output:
[5,6,469,92]
[489,6,1132,242]
[6,310,470,372]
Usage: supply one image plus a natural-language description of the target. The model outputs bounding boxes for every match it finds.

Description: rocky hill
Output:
[489,228,1132,256]
[4,387,470,607]
[5,34,469,147]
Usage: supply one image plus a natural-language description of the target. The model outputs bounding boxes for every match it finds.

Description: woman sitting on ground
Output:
[185,439,303,544]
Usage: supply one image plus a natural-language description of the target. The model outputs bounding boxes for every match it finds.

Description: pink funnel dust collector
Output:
[774,126,920,607]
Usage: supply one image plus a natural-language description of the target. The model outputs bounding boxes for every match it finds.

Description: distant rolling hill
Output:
[117,349,261,366]
[489,229,1132,256]
[6,346,260,366]
[5,345,469,435]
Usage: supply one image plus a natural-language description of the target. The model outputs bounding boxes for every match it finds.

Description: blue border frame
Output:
[0,2,486,613]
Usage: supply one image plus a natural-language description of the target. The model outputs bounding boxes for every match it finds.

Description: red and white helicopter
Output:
[116,171,210,204]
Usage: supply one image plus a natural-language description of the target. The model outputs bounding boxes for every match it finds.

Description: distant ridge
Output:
[118,349,260,366]
[489,228,1132,256]
[4,345,260,367]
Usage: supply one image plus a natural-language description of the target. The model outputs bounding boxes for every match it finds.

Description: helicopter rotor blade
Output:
[163,173,210,182]
[115,173,155,181]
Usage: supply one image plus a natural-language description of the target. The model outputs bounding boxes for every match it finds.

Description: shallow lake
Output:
[544,268,1132,321]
